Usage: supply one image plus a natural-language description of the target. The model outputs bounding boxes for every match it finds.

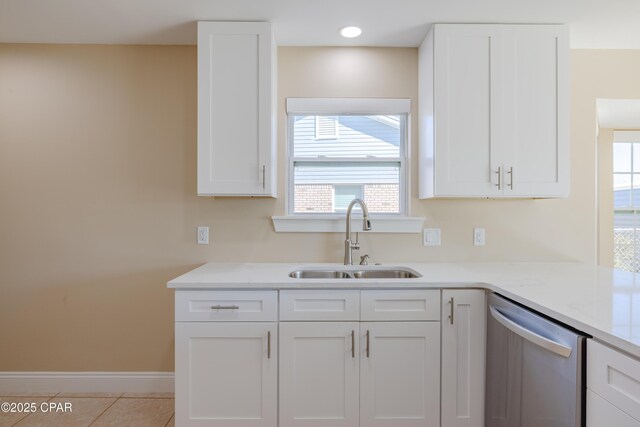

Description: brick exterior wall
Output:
[294,184,333,212]
[364,184,400,213]
[295,184,400,213]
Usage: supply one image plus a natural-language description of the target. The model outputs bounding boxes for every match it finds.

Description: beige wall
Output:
[0,44,638,371]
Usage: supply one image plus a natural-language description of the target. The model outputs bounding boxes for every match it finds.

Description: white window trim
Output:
[272,97,423,233]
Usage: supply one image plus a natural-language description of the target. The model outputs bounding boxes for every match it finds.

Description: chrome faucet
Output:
[344,198,372,265]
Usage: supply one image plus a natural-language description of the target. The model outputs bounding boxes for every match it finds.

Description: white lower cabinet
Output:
[279,322,360,427]
[441,290,486,427]
[175,322,277,427]
[587,339,640,427]
[278,289,441,427]
[588,390,640,427]
[360,322,440,427]
[173,289,484,427]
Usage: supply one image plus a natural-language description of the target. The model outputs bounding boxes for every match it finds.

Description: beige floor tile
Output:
[164,415,174,427]
[0,393,57,397]
[14,397,116,427]
[56,393,122,399]
[0,397,51,427]
[120,392,174,399]
[91,398,174,427]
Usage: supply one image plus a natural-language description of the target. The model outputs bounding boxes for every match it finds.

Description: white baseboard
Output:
[0,372,175,393]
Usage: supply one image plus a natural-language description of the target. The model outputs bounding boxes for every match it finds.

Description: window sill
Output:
[271,216,424,233]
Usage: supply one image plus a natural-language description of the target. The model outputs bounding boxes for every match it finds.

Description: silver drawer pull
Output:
[210,305,240,310]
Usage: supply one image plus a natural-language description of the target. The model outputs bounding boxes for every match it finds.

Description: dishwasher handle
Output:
[489,305,573,358]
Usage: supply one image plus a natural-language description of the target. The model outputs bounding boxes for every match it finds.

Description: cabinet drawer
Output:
[279,290,360,321]
[175,291,277,322]
[588,340,640,421]
[361,290,440,321]
[588,389,640,427]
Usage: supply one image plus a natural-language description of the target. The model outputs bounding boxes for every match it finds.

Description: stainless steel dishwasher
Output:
[486,293,587,427]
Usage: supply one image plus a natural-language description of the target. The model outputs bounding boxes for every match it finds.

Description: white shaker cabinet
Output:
[360,322,440,427]
[279,322,360,427]
[441,290,486,427]
[418,24,569,198]
[197,21,277,196]
[175,291,278,427]
[278,290,441,427]
[587,340,640,427]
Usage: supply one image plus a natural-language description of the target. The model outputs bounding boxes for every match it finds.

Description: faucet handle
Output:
[360,255,370,265]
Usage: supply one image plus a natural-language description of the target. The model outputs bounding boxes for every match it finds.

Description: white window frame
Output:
[271,98,424,233]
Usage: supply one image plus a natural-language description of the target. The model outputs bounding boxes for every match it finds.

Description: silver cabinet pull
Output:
[448,297,455,324]
[262,165,266,190]
[351,330,355,358]
[507,166,514,189]
[366,330,370,358]
[267,331,271,359]
[495,167,502,190]
[210,305,240,310]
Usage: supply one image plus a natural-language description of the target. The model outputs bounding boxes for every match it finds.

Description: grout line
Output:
[119,396,174,399]
[87,395,121,427]
[163,413,175,427]
[10,395,57,427]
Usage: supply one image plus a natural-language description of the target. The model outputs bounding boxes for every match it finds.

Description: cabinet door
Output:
[501,25,569,197]
[587,390,640,427]
[441,290,486,427]
[279,322,359,427]
[432,25,503,197]
[360,322,440,427]
[197,21,276,196]
[175,322,277,427]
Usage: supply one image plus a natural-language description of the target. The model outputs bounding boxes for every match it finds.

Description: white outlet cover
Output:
[423,228,441,246]
[473,228,485,246]
[197,226,209,245]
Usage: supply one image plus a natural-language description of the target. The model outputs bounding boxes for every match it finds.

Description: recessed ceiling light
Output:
[339,26,362,38]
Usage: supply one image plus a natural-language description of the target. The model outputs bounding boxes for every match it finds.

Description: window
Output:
[613,131,640,272]
[287,98,409,216]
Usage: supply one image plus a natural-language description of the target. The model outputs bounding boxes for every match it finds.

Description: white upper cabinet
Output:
[197,22,277,197]
[418,24,569,198]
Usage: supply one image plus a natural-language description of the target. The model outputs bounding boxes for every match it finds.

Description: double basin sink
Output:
[289,267,421,279]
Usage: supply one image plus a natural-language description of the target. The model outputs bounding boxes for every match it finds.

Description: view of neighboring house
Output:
[292,114,402,214]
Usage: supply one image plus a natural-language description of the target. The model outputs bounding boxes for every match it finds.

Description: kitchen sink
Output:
[288,270,353,279]
[351,269,420,279]
[288,267,421,279]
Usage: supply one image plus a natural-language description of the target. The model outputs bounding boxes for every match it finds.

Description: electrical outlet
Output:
[423,228,441,246]
[473,228,485,246]
[197,226,209,245]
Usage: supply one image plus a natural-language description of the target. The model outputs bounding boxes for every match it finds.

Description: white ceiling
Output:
[1,0,640,48]
[597,99,640,129]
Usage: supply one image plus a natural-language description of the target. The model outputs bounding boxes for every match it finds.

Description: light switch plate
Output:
[423,228,441,246]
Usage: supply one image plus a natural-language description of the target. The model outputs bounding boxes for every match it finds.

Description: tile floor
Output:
[0,392,174,427]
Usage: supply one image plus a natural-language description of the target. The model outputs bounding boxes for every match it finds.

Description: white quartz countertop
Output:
[168,262,640,359]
